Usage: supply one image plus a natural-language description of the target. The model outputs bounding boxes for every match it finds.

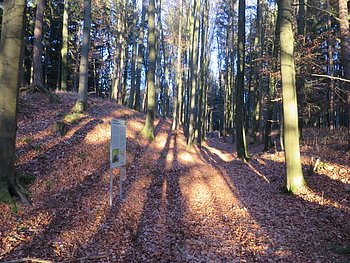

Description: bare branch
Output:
[311,74,350,84]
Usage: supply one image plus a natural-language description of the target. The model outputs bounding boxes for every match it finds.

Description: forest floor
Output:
[0,92,349,263]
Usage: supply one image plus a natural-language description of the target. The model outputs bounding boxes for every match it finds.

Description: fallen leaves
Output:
[0,93,349,262]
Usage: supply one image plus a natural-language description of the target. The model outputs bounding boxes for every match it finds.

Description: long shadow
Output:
[200,140,350,262]
[122,131,186,262]
[3,161,109,261]
[16,118,104,181]
[4,107,155,261]
[62,119,171,261]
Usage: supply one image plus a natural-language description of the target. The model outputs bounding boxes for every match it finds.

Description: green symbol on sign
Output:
[112,148,120,163]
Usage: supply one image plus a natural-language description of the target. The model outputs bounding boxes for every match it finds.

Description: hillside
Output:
[0,93,349,262]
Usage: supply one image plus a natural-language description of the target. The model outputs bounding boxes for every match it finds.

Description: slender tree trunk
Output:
[60,0,69,91]
[235,0,249,160]
[171,0,182,130]
[75,0,92,112]
[327,0,335,130]
[279,0,306,192]
[0,0,30,205]
[187,0,200,146]
[129,0,138,109]
[32,0,45,89]
[338,0,350,149]
[264,0,279,151]
[135,0,146,111]
[197,0,208,146]
[141,0,156,140]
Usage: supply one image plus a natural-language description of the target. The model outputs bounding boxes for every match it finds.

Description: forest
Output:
[0,0,349,262]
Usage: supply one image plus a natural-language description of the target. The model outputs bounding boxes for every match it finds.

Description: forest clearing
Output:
[0,93,349,262]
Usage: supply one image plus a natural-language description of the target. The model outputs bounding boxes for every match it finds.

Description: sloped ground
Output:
[0,92,349,262]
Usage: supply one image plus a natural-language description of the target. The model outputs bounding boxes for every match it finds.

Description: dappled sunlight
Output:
[83,122,110,144]
[177,160,278,259]
[178,151,196,165]
[202,142,235,162]
[152,132,169,150]
[296,187,350,212]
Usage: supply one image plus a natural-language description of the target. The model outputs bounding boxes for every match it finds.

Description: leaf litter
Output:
[0,92,349,262]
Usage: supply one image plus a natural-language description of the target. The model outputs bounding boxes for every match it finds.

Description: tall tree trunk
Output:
[60,0,69,91]
[327,0,335,130]
[264,0,279,151]
[187,0,200,146]
[32,0,46,89]
[279,0,306,192]
[197,0,208,146]
[172,0,183,131]
[141,0,156,140]
[338,0,350,149]
[134,0,147,111]
[0,0,30,205]
[235,0,249,160]
[75,0,92,112]
[129,0,138,109]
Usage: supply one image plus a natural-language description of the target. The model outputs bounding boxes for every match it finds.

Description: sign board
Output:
[110,119,126,206]
[110,119,126,168]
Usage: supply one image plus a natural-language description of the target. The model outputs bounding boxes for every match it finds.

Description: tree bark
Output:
[187,0,200,146]
[235,0,249,160]
[338,0,350,149]
[60,0,69,91]
[75,0,92,112]
[279,0,306,192]
[0,0,30,205]
[32,0,46,89]
[141,0,156,140]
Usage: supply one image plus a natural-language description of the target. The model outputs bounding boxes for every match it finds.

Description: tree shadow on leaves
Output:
[200,139,350,262]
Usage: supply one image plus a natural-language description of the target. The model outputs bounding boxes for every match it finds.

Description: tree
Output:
[171,0,183,131]
[187,0,200,146]
[60,0,69,91]
[279,0,306,192]
[338,0,350,149]
[75,0,92,112]
[135,0,147,111]
[0,0,30,205]
[32,0,46,89]
[141,0,156,140]
[235,0,249,160]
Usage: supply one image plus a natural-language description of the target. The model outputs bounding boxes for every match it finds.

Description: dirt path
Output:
[1,93,349,262]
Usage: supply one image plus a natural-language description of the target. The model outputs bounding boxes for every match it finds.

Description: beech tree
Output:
[75,0,92,112]
[32,0,45,89]
[60,0,69,91]
[141,0,156,140]
[338,0,350,149]
[235,0,249,160]
[279,0,306,192]
[0,0,30,205]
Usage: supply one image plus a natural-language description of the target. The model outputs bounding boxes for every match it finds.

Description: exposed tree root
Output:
[0,180,31,206]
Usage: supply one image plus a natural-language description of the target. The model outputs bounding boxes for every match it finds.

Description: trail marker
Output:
[110,119,126,206]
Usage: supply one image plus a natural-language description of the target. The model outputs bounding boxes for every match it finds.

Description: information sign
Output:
[109,119,126,206]
[110,119,126,168]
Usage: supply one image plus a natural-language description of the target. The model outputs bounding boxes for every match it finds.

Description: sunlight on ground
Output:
[178,151,196,164]
[202,143,235,162]
[296,188,350,212]
[153,132,169,150]
[84,123,110,144]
